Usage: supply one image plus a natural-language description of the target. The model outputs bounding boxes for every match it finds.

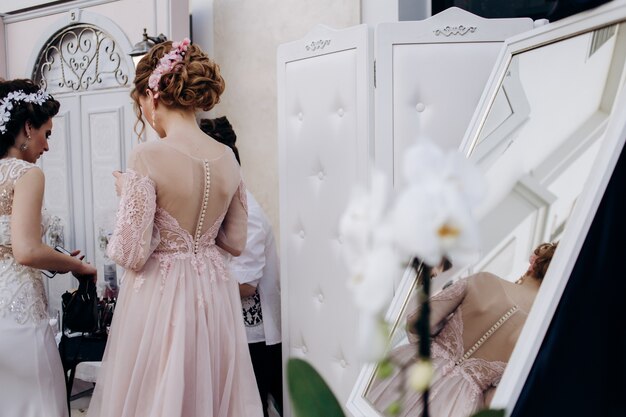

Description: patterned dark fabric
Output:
[242,291,263,327]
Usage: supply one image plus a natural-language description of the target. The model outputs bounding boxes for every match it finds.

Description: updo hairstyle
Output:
[531,242,559,280]
[131,41,225,135]
[0,79,60,157]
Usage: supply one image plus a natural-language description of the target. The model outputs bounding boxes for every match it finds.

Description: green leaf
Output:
[386,400,402,416]
[287,358,346,417]
[469,409,506,417]
[376,358,395,380]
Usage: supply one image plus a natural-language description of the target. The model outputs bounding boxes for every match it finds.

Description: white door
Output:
[42,89,134,316]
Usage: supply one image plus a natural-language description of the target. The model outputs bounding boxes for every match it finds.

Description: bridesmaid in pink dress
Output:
[368,242,558,417]
[87,39,263,417]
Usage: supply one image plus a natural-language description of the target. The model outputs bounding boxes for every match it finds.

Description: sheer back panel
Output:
[131,141,241,238]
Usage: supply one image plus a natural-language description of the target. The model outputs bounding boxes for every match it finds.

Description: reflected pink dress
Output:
[87,141,263,417]
[369,277,522,417]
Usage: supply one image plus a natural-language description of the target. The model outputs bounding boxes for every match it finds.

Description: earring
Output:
[20,134,31,151]
[151,108,157,129]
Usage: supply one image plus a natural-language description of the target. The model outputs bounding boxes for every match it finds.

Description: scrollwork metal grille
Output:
[33,24,130,93]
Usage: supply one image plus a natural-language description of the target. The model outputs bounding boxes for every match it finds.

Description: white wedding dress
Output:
[0,157,68,417]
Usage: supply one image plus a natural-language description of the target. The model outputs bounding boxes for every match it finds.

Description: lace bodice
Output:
[0,158,36,216]
[106,143,248,289]
[0,158,38,245]
[0,157,49,325]
[430,279,513,397]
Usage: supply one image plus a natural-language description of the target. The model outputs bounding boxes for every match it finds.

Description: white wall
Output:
[209,0,360,235]
[360,0,432,26]
[361,0,397,26]
[190,0,214,56]
[398,0,430,21]
[0,16,6,78]
[0,0,62,14]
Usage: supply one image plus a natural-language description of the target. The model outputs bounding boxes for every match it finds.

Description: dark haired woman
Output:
[369,242,558,417]
[0,79,97,417]
[87,40,262,417]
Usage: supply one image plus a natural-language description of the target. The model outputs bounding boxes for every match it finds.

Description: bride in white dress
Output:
[0,79,97,417]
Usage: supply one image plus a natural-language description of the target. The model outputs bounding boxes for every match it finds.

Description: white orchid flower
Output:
[440,151,486,207]
[407,360,434,392]
[340,170,404,317]
[339,170,390,275]
[392,141,485,267]
[392,177,481,268]
[403,140,486,208]
[348,244,402,315]
[402,139,446,186]
[358,312,390,362]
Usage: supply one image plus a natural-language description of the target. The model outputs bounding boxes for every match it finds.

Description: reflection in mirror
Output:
[367,243,556,417]
[360,21,626,417]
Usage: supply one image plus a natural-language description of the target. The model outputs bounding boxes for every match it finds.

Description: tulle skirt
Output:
[0,316,68,417]
[368,343,483,417]
[87,256,263,417]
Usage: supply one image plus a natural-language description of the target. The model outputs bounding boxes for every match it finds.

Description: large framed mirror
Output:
[348,1,626,416]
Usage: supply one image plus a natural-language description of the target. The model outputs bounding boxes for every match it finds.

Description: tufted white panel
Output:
[277,24,372,415]
[348,9,536,417]
[374,7,535,189]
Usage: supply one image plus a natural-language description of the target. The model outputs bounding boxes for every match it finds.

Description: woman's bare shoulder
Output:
[467,271,508,290]
[130,140,167,157]
[127,141,176,169]
[471,270,502,281]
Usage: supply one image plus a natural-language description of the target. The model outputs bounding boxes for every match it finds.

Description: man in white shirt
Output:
[200,117,283,417]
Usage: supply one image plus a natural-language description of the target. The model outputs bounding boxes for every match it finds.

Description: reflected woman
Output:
[369,242,558,417]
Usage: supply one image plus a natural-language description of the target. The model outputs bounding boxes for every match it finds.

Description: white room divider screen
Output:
[277,9,537,416]
[277,23,373,414]
[374,7,535,189]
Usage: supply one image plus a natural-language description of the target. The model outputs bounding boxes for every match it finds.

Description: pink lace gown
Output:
[87,142,263,417]
[368,277,520,417]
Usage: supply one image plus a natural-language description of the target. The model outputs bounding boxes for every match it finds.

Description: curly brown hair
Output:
[131,41,225,136]
[531,242,559,280]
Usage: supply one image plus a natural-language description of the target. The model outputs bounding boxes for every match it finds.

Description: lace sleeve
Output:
[405,278,468,340]
[106,170,159,271]
[216,180,248,256]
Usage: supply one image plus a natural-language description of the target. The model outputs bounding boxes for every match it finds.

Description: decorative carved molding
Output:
[305,39,331,52]
[433,25,478,37]
[33,23,130,93]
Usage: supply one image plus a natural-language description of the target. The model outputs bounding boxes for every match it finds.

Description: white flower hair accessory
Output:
[148,38,191,98]
[0,89,51,134]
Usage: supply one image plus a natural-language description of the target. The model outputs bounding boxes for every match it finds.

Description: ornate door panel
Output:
[32,21,134,314]
[41,95,81,318]
[79,90,134,270]
[41,91,133,315]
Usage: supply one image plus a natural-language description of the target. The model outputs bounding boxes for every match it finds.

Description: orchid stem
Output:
[412,258,431,417]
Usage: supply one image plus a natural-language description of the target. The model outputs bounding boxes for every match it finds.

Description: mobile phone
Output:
[41,246,73,278]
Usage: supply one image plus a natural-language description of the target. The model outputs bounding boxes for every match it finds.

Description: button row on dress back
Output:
[455,305,519,366]
[193,160,211,254]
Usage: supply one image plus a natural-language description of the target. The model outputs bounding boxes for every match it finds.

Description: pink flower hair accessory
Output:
[147,38,191,98]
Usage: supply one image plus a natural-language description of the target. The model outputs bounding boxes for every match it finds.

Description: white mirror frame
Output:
[459,0,626,413]
[348,2,626,416]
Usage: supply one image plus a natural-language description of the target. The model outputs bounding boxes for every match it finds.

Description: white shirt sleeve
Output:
[229,199,266,287]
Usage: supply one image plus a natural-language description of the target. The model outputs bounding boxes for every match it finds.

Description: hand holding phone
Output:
[42,246,78,279]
